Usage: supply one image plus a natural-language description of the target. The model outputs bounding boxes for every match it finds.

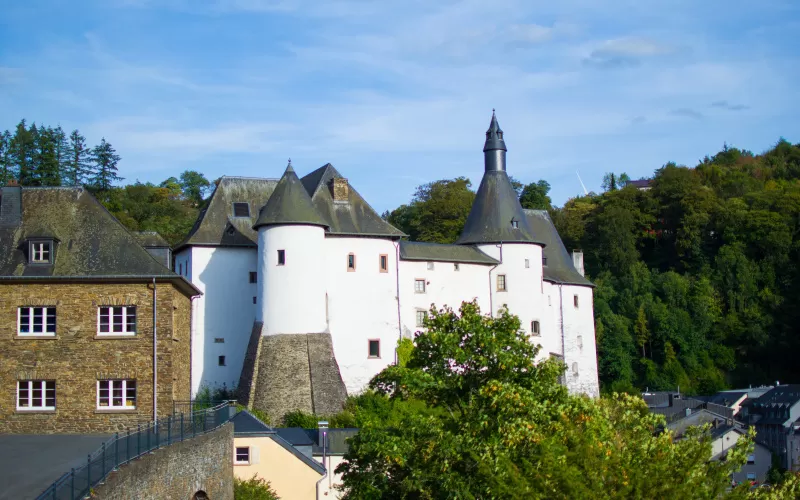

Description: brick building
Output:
[0,184,200,433]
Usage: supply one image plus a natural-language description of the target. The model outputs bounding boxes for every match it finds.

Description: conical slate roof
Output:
[483,110,507,152]
[253,164,328,230]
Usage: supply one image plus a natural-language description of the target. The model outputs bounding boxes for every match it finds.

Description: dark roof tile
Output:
[524,209,593,287]
[399,240,498,265]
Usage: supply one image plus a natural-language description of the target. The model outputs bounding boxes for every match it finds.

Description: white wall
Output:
[315,454,346,499]
[258,225,327,334]
[324,237,400,394]
[180,246,258,395]
[559,284,600,397]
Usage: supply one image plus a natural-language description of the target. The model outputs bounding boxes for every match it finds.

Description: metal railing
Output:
[172,399,235,416]
[36,402,236,500]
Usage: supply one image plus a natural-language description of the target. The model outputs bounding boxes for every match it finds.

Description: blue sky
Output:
[1,0,798,212]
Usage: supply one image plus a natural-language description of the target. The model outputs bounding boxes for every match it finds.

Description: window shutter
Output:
[251,446,260,465]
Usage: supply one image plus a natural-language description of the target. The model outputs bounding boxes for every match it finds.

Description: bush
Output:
[234,476,279,500]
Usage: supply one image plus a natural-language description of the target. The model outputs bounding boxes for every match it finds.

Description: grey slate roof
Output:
[253,165,328,230]
[176,176,278,250]
[524,209,594,287]
[0,187,199,296]
[483,110,507,153]
[231,410,273,434]
[399,240,499,265]
[456,170,542,245]
[301,164,406,238]
[134,231,170,248]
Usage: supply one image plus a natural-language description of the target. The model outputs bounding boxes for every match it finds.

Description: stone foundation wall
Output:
[93,422,233,500]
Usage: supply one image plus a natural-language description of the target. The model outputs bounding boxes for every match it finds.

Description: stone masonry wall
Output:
[93,422,233,500]
[0,282,192,433]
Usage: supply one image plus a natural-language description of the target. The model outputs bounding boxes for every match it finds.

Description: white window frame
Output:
[96,379,136,410]
[30,241,52,263]
[97,306,137,336]
[17,380,56,411]
[235,446,250,465]
[414,279,426,294]
[415,310,427,327]
[17,306,56,336]
[497,274,507,292]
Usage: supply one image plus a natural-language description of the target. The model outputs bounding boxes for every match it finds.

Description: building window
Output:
[543,256,548,266]
[497,274,507,292]
[97,306,137,335]
[277,249,286,265]
[747,455,755,465]
[524,259,530,269]
[214,338,225,343]
[427,262,434,271]
[379,254,388,273]
[17,380,55,411]
[97,380,136,409]
[573,294,579,308]
[179,263,183,275]
[18,306,56,336]
[746,472,756,481]
[414,279,426,294]
[219,355,226,366]
[232,202,250,218]
[511,219,519,229]
[416,310,427,327]
[454,263,460,271]
[253,296,257,304]
[572,362,579,376]
[368,339,380,358]
[235,447,250,464]
[30,241,52,264]
[577,335,584,350]
[347,253,356,271]
[249,272,257,283]
[532,320,540,335]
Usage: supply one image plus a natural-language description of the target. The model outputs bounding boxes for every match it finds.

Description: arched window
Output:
[193,491,209,500]
[531,320,540,335]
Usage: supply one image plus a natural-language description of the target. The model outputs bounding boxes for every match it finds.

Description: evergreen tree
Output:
[89,138,123,191]
[0,130,13,184]
[35,126,62,186]
[10,120,35,185]
[64,130,92,186]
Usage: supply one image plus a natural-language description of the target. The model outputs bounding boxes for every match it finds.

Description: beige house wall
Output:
[234,436,323,500]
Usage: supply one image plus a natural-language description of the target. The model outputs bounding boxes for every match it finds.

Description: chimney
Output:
[331,178,349,203]
[0,181,22,228]
[572,250,585,276]
[317,420,328,449]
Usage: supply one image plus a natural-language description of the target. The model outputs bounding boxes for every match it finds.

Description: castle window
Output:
[235,447,250,465]
[543,256,548,266]
[249,272,257,283]
[179,263,183,275]
[347,253,356,271]
[253,296,257,304]
[415,310,427,327]
[454,263,460,271]
[368,339,380,358]
[277,249,285,265]
[427,262,434,271]
[573,294,579,308]
[379,254,388,273]
[30,240,52,264]
[511,218,519,229]
[97,379,136,409]
[18,306,56,336]
[577,335,583,350]
[497,274,507,292]
[218,355,226,366]
[214,338,225,343]
[232,202,250,218]
[572,362,579,376]
[532,320,540,335]
[524,259,530,268]
[97,306,137,335]
[414,279,426,294]
[747,454,755,465]
[17,380,55,411]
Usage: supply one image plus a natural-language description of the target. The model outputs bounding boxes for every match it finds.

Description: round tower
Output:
[253,162,329,334]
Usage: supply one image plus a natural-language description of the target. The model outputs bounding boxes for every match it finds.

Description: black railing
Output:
[36,402,236,500]
[172,399,235,416]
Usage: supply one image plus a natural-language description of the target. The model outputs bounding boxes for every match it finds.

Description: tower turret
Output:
[483,109,507,172]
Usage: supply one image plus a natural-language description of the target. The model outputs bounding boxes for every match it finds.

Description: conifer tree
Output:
[10,120,35,185]
[0,130,13,184]
[89,138,123,191]
[35,126,62,186]
[64,130,92,186]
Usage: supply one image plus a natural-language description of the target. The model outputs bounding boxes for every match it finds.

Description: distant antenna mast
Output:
[576,171,589,196]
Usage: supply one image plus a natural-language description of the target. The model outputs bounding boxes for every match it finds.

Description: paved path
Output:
[0,434,110,500]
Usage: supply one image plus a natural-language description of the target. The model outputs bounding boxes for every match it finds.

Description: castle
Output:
[174,112,599,420]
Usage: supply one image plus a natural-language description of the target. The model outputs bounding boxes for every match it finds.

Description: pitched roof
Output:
[301,164,405,237]
[176,176,278,250]
[752,385,800,407]
[231,410,273,434]
[253,165,328,230]
[524,210,594,287]
[0,186,199,296]
[399,240,499,265]
[134,231,170,248]
[456,170,542,245]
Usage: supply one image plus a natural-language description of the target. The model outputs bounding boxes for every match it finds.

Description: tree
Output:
[602,172,618,191]
[0,130,12,184]
[233,476,279,500]
[619,172,631,187]
[10,120,35,185]
[179,170,211,206]
[338,301,755,499]
[89,138,123,191]
[64,130,92,186]
[34,126,62,186]
[634,304,650,358]
[519,180,552,210]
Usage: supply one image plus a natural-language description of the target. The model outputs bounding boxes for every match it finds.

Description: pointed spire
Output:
[253,163,328,230]
[483,109,506,153]
[286,158,294,173]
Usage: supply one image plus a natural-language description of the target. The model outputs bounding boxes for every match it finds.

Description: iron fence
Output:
[36,401,236,500]
[172,399,235,416]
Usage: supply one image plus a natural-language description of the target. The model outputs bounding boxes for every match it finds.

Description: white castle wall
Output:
[177,246,258,395]
[258,225,327,334]
[323,237,400,394]
[560,284,600,397]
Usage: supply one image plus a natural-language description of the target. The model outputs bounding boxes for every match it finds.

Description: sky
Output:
[1,0,798,213]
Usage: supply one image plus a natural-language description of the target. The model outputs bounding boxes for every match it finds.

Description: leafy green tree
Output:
[602,172,618,191]
[619,172,631,187]
[179,170,211,206]
[89,138,123,191]
[338,301,754,499]
[386,177,475,243]
[64,130,92,186]
[519,179,552,210]
[233,476,279,500]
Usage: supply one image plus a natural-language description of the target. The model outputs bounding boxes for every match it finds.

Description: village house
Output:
[0,184,200,433]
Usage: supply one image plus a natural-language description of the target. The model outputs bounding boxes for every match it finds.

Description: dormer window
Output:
[510,218,519,229]
[232,202,250,218]
[30,240,53,264]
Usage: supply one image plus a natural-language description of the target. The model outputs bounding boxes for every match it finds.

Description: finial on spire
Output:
[286,158,295,173]
[288,158,292,165]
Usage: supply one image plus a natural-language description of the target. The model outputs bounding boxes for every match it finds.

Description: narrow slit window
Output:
[543,256,548,266]
[379,254,388,273]
[232,202,250,217]
[253,296,257,304]
[497,274,507,292]
[277,249,286,265]
[511,219,519,229]
[368,339,380,358]
[573,294,579,308]
[249,272,257,283]
[532,320,540,335]
[454,263,460,271]
[524,259,530,269]
[414,279,426,294]
[219,355,226,366]
[347,253,356,271]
